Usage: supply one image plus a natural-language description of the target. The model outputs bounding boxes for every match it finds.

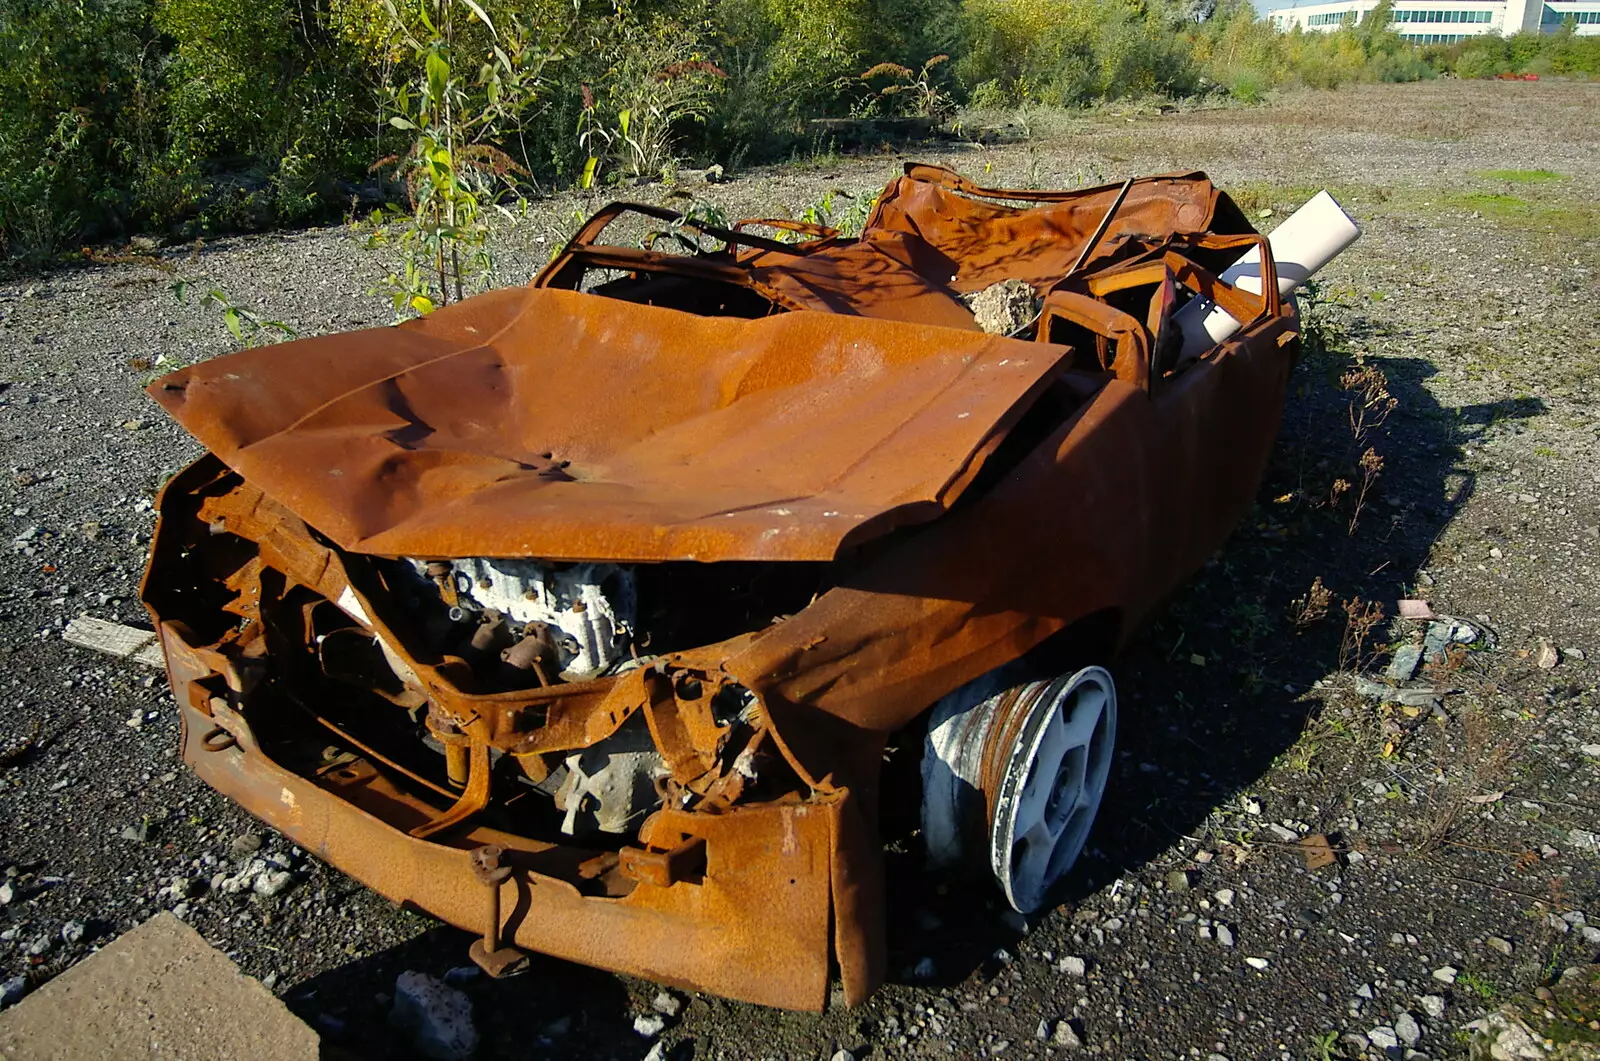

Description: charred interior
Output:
[144,461,827,863]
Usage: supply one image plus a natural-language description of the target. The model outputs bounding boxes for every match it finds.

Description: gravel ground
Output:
[1,79,1597,1061]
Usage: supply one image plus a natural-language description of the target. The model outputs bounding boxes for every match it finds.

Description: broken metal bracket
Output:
[409,737,490,840]
[618,835,707,888]
[466,844,530,978]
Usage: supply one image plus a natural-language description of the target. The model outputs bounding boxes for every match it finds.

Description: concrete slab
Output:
[0,912,321,1061]
[62,614,165,668]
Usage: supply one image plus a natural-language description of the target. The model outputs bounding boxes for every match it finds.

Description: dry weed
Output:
[1342,363,1398,450]
[1338,596,1385,672]
[1348,448,1385,536]
[1287,576,1333,630]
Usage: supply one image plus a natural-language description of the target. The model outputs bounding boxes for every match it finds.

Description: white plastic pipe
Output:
[1174,190,1361,361]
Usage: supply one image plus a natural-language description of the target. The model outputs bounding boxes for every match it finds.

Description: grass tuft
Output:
[1474,168,1565,183]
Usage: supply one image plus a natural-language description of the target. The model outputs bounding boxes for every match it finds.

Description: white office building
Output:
[1266,0,1600,42]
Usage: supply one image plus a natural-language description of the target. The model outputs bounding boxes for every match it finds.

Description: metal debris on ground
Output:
[137,163,1359,1010]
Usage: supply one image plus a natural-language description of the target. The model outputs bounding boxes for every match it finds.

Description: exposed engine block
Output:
[412,558,636,681]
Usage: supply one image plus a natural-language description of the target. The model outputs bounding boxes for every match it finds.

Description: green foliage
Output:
[1476,168,1564,182]
[1191,0,1435,97]
[957,0,1201,106]
[155,0,375,228]
[710,0,959,151]
[577,5,727,187]
[796,188,878,237]
[1441,25,1600,77]
[1458,970,1499,1001]
[849,56,957,119]
[4,0,1596,261]
[368,0,561,315]
[0,0,153,259]
[178,283,297,347]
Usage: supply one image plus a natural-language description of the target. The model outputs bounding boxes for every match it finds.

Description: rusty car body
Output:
[140,164,1301,1010]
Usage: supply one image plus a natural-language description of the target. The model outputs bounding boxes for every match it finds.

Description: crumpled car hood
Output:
[149,286,1071,562]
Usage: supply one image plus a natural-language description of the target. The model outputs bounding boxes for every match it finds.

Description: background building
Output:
[1266,0,1600,42]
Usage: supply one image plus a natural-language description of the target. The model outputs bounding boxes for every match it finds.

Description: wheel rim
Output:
[921,666,1117,914]
[988,667,1116,913]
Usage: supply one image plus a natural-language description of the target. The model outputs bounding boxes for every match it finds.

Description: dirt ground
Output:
[1,79,1598,1061]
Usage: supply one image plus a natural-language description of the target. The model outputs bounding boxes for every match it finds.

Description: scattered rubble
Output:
[1353,677,1445,707]
[1051,1019,1083,1048]
[1395,1011,1422,1047]
[1386,643,1424,681]
[1534,637,1560,670]
[963,279,1041,336]
[216,856,296,898]
[390,971,478,1061]
[1397,599,1434,620]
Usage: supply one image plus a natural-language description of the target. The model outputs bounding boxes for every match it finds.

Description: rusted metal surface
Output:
[141,163,1301,1011]
[146,291,1069,563]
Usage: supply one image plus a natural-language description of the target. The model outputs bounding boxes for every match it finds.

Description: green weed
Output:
[1446,191,1531,216]
[1475,168,1565,183]
[365,0,560,316]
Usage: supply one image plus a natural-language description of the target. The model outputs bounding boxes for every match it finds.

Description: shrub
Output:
[0,0,153,258]
[4,0,1586,262]
[957,0,1201,105]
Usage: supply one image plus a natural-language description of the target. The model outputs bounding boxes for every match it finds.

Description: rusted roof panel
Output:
[149,287,1071,562]
[743,230,977,330]
[868,167,1223,292]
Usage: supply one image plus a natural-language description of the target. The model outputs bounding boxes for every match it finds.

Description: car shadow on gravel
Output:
[873,340,1547,991]
[286,923,640,1060]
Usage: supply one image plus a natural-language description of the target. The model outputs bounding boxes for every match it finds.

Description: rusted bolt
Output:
[467,845,528,978]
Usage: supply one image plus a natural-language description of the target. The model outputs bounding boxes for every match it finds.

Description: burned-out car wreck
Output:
[140,164,1356,1010]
